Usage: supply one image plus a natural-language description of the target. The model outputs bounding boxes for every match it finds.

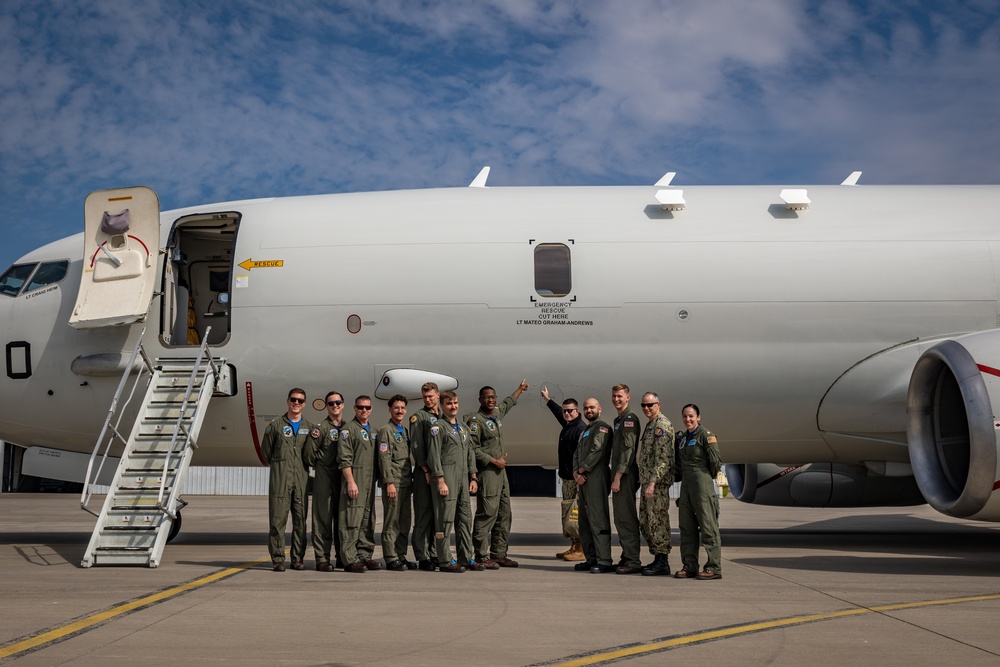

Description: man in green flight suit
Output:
[572,397,615,573]
[261,388,315,572]
[466,379,528,569]
[637,392,675,576]
[377,394,415,571]
[428,390,479,572]
[304,390,345,572]
[410,382,441,571]
[610,383,642,574]
[337,395,382,573]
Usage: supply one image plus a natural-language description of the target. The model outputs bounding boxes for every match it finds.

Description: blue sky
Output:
[2,0,998,269]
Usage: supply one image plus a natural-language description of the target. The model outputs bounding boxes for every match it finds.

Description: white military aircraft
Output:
[1,170,999,533]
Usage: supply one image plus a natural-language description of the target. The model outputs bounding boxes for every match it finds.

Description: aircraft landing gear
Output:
[167,510,182,543]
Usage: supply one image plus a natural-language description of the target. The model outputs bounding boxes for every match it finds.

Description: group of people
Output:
[545,384,722,580]
[260,380,527,573]
[260,380,722,579]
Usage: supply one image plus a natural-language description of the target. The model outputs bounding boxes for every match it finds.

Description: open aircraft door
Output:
[69,187,159,329]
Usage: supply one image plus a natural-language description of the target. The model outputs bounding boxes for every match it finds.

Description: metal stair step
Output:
[104,510,168,529]
[137,421,194,438]
[95,530,158,549]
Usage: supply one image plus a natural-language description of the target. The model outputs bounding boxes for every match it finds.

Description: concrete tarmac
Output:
[2,494,1000,666]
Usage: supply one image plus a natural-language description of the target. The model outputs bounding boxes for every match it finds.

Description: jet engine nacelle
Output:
[725,462,925,507]
[907,331,1000,521]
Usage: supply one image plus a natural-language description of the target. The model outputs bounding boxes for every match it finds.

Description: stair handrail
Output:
[80,327,156,516]
[155,325,217,516]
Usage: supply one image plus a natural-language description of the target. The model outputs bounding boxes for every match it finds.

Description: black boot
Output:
[641,553,671,576]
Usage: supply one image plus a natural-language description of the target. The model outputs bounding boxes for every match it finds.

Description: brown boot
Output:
[556,540,575,559]
[561,539,586,561]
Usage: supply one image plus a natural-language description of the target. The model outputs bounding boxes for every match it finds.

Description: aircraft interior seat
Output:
[186,291,200,345]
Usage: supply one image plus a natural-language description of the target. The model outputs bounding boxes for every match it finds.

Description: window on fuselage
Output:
[534,243,572,297]
[0,263,38,297]
[24,260,69,294]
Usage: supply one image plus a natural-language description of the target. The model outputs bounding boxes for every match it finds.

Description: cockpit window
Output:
[0,263,38,297]
[24,260,69,294]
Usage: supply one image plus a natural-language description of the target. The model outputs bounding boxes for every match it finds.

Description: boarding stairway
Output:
[80,327,229,567]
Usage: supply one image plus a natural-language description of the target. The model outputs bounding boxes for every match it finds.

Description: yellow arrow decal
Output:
[238,258,284,271]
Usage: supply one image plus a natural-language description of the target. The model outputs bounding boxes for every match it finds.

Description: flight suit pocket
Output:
[344,501,364,529]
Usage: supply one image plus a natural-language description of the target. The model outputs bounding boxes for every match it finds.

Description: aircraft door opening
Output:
[160,211,240,347]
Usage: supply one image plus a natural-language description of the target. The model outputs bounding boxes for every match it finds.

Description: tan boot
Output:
[556,541,574,559]
[562,539,586,561]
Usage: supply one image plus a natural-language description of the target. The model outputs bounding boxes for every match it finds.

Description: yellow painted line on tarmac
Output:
[541,593,1000,667]
[0,555,271,662]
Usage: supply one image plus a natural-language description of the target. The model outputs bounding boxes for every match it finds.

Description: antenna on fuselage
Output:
[655,171,676,187]
[469,166,490,188]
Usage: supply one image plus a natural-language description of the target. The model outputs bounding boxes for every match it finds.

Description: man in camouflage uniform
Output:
[304,390,346,571]
[409,382,441,571]
[609,383,642,574]
[261,388,315,572]
[572,398,614,573]
[337,395,382,572]
[376,394,415,571]
[428,390,479,572]
[466,379,528,569]
[637,392,674,576]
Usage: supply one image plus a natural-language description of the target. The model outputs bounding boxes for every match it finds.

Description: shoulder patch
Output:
[341,430,350,440]
[655,428,663,437]
[598,426,609,434]
[706,435,718,445]
[469,423,479,433]
[409,415,418,424]
[379,442,389,452]
[624,420,634,428]
[310,428,321,439]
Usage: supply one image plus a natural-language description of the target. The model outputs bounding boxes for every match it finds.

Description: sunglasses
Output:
[640,402,659,408]
[327,400,344,406]
[288,397,306,404]
[355,405,372,411]
[562,408,577,413]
